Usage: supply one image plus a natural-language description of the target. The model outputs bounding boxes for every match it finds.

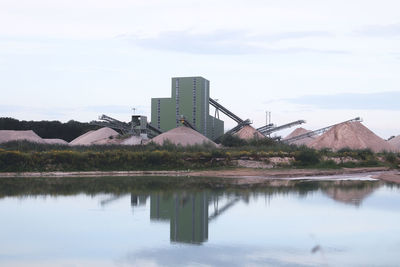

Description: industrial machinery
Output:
[283,117,362,144]
[91,114,162,138]
[258,120,306,137]
[209,98,252,135]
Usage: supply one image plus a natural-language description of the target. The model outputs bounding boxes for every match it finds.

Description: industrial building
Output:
[151,77,224,140]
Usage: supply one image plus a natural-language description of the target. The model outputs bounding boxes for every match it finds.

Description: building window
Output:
[192,78,197,127]
[175,79,180,127]
[157,99,161,130]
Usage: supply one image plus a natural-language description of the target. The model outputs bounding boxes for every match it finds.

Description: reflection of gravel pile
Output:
[234,125,264,139]
[151,126,217,146]
[70,127,119,146]
[388,136,400,151]
[323,185,377,206]
[43,139,69,145]
[283,128,316,146]
[309,122,396,152]
[0,130,45,144]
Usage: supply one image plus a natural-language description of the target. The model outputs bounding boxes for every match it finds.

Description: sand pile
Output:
[283,127,316,146]
[151,126,217,147]
[70,127,119,146]
[235,125,264,139]
[0,130,45,144]
[309,122,396,152]
[121,135,147,145]
[43,138,69,145]
[388,136,400,150]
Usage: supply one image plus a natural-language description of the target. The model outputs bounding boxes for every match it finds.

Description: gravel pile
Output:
[388,136,400,151]
[151,126,217,147]
[235,125,264,139]
[69,127,119,146]
[283,127,316,146]
[43,138,69,145]
[121,135,146,145]
[309,122,396,152]
[0,130,45,144]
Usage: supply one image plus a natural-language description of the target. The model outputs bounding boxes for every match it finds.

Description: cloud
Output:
[120,30,345,55]
[276,91,400,111]
[355,23,400,37]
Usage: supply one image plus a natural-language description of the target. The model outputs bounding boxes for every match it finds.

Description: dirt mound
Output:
[234,125,264,139]
[70,127,119,146]
[283,127,316,146]
[151,126,217,147]
[121,135,146,145]
[388,136,400,150]
[0,130,45,144]
[43,138,69,145]
[309,122,396,152]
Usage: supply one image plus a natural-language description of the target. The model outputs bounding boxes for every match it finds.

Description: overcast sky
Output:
[1,0,399,138]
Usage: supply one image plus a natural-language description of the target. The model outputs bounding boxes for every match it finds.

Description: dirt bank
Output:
[373,170,400,184]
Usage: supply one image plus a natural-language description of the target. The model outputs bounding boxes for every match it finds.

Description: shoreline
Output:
[1,167,399,183]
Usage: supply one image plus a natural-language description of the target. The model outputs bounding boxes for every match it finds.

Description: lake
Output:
[0,176,400,267]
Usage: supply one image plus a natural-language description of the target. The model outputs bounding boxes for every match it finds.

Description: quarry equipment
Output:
[209,98,244,123]
[178,115,197,131]
[209,98,255,135]
[91,114,162,139]
[224,119,252,136]
[283,117,362,144]
[259,120,306,136]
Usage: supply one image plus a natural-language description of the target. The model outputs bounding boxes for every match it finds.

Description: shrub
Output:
[294,149,320,166]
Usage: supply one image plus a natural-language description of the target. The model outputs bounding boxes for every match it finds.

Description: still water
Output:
[1,177,400,267]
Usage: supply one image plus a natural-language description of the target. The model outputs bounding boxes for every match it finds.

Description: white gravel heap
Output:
[234,125,264,139]
[283,127,316,146]
[151,126,217,147]
[309,122,396,152]
[69,127,119,146]
[388,135,400,151]
[0,130,45,144]
[43,138,69,145]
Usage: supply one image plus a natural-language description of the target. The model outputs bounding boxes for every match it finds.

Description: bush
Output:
[294,149,320,166]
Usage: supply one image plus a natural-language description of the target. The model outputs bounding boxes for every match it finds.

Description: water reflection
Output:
[150,193,209,244]
[323,185,376,206]
[1,177,400,267]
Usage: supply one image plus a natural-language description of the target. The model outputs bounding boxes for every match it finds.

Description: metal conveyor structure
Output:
[209,98,252,135]
[283,117,361,144]
[209,98,244,124]
[259,120,306,136]
[91,114,163,138]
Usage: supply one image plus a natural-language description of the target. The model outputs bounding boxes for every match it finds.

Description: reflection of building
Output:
[150,192,209,244]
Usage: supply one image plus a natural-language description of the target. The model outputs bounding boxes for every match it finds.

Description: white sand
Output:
[151,126,217,146]
[43,138,69,145]
[69,127,119,146]
[388,135,400,151]
[235,125,264,139]
[283,127,316,146]
[0,130,45,144]
[121,135,145,145]
[309,122,396,152]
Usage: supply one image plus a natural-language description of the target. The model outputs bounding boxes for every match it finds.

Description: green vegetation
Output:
[0,138,398,172]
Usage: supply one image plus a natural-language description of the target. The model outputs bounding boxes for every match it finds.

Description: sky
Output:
[0,0,399,138]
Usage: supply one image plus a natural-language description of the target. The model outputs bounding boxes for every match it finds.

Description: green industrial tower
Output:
[151,77,224,140]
